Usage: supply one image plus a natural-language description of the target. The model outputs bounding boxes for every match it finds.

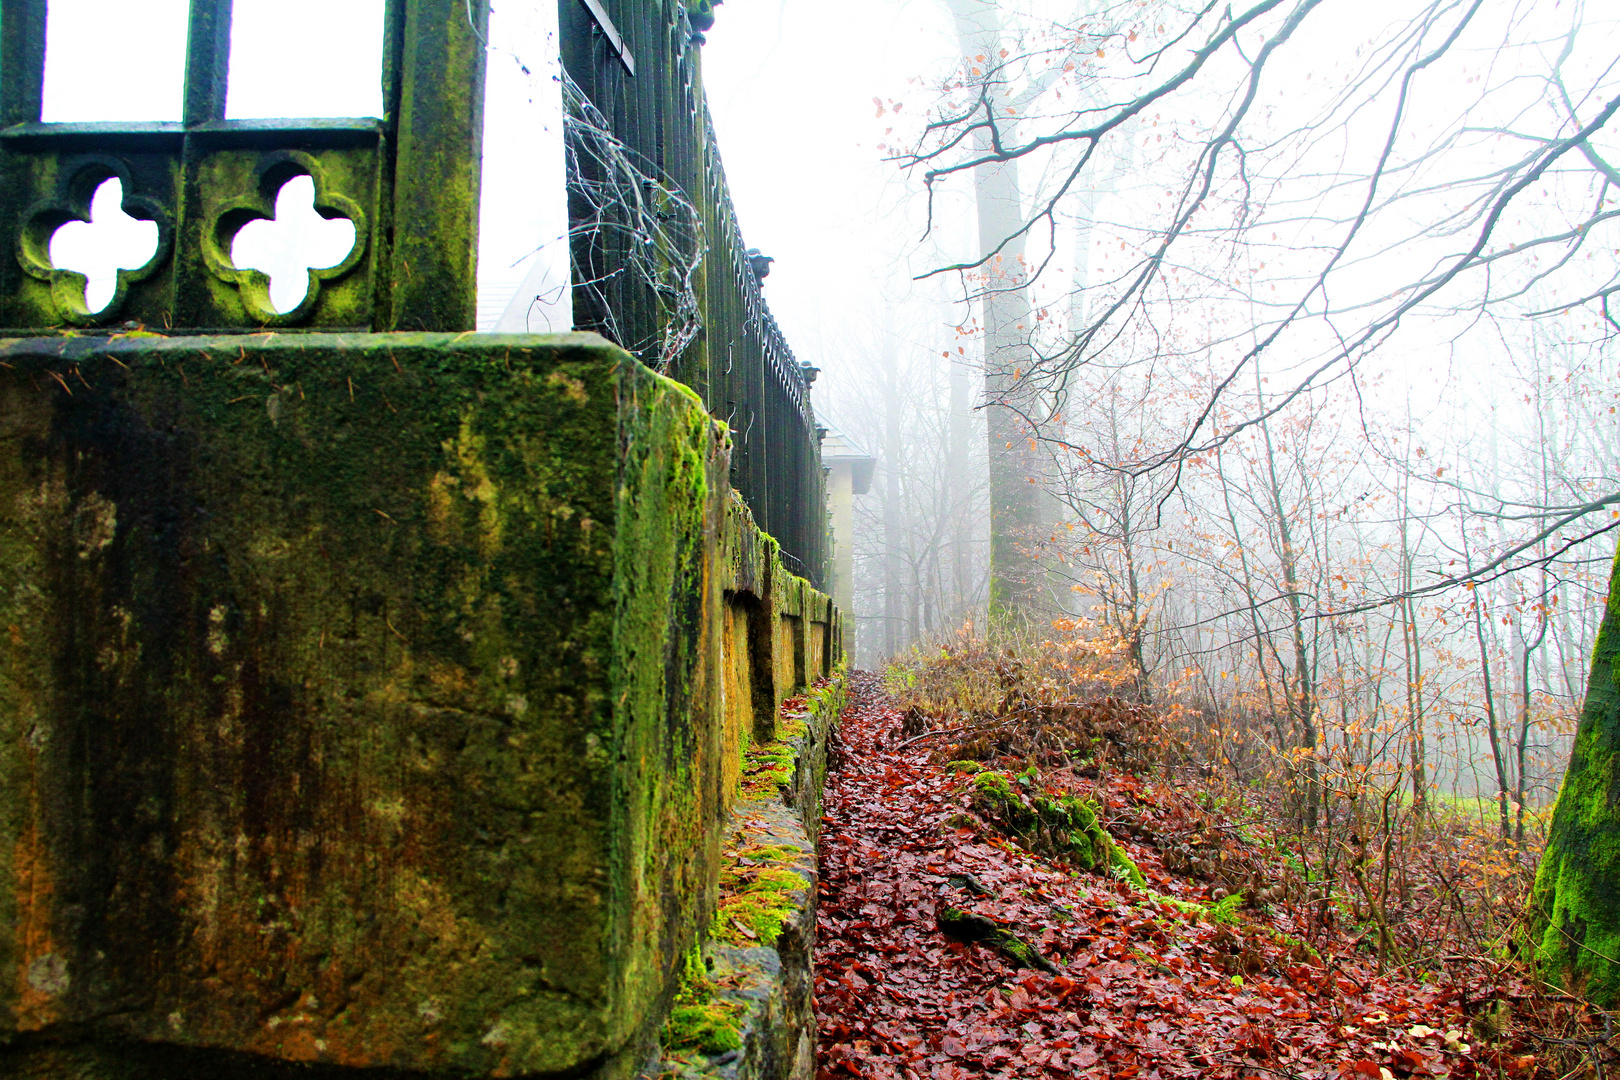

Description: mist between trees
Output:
[811,0,1619,842]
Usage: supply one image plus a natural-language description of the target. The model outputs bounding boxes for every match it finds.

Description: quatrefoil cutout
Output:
[16,159,173,325]
[51,178,160,314]
[232,176,356,314]
[204,152,368,325]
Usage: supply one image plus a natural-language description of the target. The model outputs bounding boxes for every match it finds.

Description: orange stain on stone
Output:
[13,816,59,1031]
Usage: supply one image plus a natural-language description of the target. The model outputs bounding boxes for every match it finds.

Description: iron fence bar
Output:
[183,0,232,125]
[0,0,46,127]
[557,0,826,589]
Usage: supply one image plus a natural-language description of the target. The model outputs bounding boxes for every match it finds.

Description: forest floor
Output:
[813,673,1606,1080]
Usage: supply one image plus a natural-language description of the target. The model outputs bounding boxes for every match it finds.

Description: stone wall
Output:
[0,331,837,1078]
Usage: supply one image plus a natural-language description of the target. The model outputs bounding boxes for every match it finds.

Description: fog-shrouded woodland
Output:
[806,0,1617,838]
[762,0,1620,1019]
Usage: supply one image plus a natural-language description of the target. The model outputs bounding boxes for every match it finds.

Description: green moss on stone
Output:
[660,949,743,1057]
[806,673,848,730]
[969,770,1145,886]
[0,328,847,1075]
[735,842,800,863]
[663,1005,743,1056]
[995,936,1044,969]
[712,866,805,947]
[779,711,809,744]
[936,905,1058,973]
[739,732,797,797]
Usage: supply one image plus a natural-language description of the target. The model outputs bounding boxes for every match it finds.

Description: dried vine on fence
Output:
[562,71,705,370]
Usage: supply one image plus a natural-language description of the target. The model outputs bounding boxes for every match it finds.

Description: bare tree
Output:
[826,318,991,666]
[896,0,1620,583]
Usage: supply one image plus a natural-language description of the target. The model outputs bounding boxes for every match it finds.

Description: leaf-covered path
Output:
[813,674,1495,1080]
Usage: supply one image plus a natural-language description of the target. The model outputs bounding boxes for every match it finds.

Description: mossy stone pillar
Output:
[0,332,731,1076]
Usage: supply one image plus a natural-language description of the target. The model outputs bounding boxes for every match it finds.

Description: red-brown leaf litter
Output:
[814,673,1573,1080]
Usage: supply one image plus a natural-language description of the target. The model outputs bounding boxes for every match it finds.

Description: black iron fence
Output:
[557,0,826,589]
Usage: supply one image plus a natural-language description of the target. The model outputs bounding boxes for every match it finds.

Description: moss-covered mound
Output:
[968,770,1145,886]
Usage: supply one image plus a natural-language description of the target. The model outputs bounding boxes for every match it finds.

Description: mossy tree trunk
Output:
[1528,541,1620,1006]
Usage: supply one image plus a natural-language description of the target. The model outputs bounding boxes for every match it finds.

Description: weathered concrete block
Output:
[0,331,826,1077]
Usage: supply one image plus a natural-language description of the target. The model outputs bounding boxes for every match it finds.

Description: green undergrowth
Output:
[968,769,1146,887]
[1147,889,1246,925]
[1136,889,1320,967]
[1266,926,1322,963]
[661,947,744,1057]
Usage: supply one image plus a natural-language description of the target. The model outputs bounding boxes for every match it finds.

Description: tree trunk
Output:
[1254,383,1319,829]
[882,332,905,657]
[1528,541,1620,1007]
[950,362,973,620]
[1516,572,1551,844]
[945,0,1044,625]
[1472,595,1513,839]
